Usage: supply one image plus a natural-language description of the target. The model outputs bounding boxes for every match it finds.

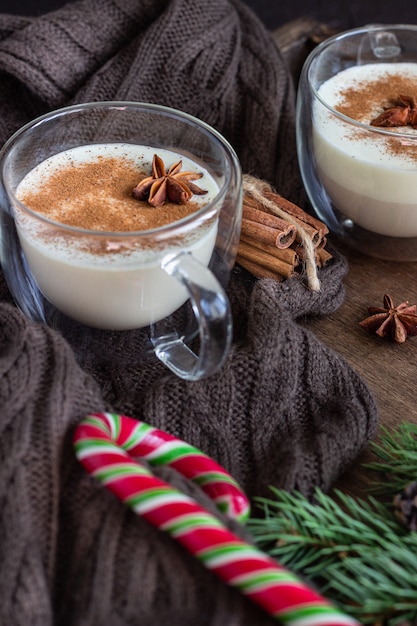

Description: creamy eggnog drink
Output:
[15,144,220,330]
[313,62,417,237]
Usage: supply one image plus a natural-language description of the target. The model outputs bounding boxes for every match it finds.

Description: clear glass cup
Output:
[297,24,417,261]
[0,101,242,380]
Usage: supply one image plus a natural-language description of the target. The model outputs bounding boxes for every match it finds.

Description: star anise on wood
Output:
[359,293,417,343]
[370,94,417,128]
[132,153,208,207]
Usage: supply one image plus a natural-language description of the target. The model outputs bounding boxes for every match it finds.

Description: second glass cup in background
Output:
[297,24,417,261]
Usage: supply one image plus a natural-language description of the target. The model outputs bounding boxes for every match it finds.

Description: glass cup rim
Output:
[0,100,240,239]
[305,23,417,140]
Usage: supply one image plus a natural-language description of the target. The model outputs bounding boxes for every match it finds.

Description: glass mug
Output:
[0,102,242,380]
[297,24,417,261]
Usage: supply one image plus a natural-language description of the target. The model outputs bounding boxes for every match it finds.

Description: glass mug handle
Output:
[152,251,232,381]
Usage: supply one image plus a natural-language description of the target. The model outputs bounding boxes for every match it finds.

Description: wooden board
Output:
[302,243,417,498]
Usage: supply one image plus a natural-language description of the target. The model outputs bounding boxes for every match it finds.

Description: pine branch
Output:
[366,423,417,495]
[249,485,417,623]
[250,488,417,623]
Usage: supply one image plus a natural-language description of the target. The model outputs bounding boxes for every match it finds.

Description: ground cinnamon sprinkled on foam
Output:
[330,71,417,163]
[335,73,417,124]
[18,156,202,232]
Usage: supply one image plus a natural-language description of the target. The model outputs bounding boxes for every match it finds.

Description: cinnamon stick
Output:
[242,204,297,249]
[240,234,299,266]
[244,194,324,247]
[241,218,296,249]
[236,256,285,280]
[238,180,333,283]
[315,247,333,268]
[264,191,329,238]
[315,236,327,250]
[296,242,333,267]
[237,240,296,278]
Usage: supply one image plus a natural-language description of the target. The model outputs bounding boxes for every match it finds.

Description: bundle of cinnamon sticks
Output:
[237,187,332,282]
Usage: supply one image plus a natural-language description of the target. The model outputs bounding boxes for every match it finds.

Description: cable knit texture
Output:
[0,0,302,202]
[143,259,378,500]
[0,0,378,624]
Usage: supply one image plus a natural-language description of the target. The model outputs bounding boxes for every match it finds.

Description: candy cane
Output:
[73,412,360,626]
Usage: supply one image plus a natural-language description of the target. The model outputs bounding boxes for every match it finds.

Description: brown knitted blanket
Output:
[0,0,302,203]
[0,1,378,624]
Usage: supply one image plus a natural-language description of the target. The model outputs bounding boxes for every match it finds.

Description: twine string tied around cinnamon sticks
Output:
[242,175,321,291]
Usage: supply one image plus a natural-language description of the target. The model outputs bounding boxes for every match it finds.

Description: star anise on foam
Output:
[370,94,417,128]
[132,153,208,207]
[359,293,417,343]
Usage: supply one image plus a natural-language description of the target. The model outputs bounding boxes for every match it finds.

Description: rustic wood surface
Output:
[303,242,417,498]
[273,19,417,499]
[272,17,340,84]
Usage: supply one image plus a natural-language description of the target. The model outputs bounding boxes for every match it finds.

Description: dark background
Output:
[1,0,417,31]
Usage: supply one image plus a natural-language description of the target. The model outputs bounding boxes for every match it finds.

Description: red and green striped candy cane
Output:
[73,412,360,626]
